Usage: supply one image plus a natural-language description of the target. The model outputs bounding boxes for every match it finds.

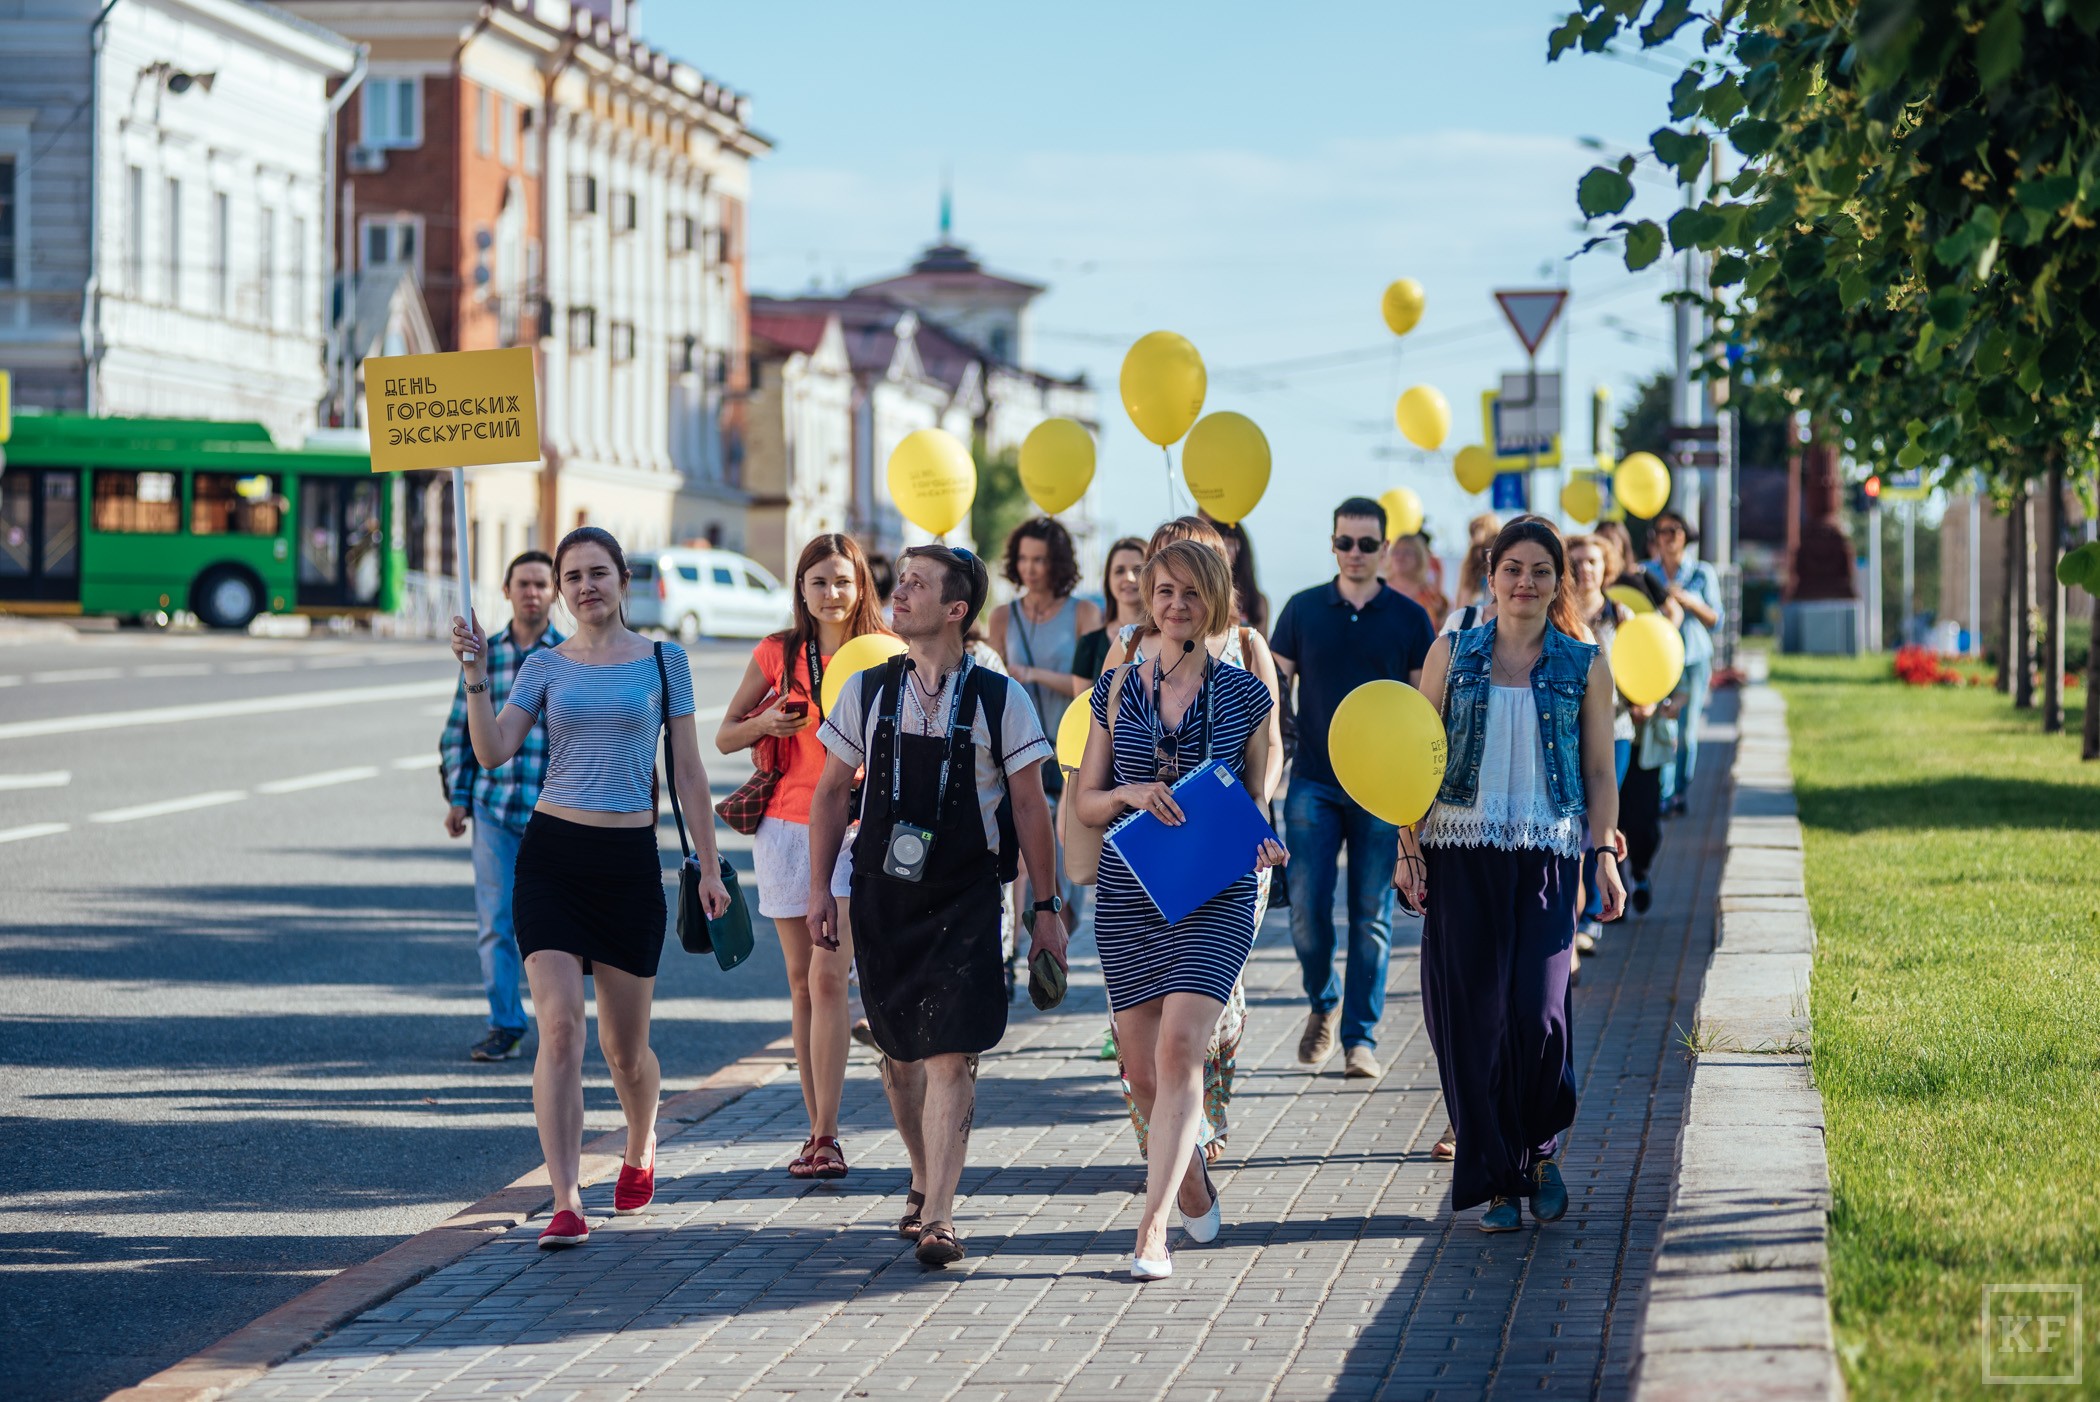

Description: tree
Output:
[970,444,1032,568]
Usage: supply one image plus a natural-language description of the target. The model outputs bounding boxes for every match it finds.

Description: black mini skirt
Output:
[513,811,667,978]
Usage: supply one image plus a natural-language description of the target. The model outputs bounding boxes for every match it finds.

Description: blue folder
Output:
[1105,759,1280,924]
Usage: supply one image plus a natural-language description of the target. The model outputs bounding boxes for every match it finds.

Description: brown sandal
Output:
[787,1137,817,1178]
[804,1135,848,1180]
[915,1222,965,1268]
[897,1189,927,1240]
[1432,1124,1457,1161]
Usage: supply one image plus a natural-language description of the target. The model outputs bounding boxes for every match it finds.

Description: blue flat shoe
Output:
[1478,1197,1521,1233]
[1531,1159,1568,1223]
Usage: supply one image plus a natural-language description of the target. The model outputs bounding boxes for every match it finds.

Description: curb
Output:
[1631,660,1846,1400]
[102,1035,794,1402]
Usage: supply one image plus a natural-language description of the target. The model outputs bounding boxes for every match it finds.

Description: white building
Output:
[743,306,853,579]
[0,0,356,443]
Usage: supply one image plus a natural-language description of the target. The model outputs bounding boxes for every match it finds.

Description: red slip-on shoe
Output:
[614,1138,655,1215]
[538,1209,589,1248]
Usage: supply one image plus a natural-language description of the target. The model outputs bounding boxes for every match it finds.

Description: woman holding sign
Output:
[716,534,890,1182]
[453,526,731,1250]
[1072,539,1285,1280]
[1397,517,1623,1235]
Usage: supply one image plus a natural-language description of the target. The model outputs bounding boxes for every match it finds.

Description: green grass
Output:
[1774,656,2100,1397]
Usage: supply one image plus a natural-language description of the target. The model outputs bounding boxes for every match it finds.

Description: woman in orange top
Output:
[718,533,889,1180]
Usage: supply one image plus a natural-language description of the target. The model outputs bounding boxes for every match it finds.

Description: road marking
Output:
[392,754,440,769]
[256,766,380,795]
[90,790,247,824]
[0,822,69,845]
[0,676,20,688]
[133,663,214,678]
[0,678,455,742]
[226,659,297,674]
[0,771,70,791]
[29,667,124,684]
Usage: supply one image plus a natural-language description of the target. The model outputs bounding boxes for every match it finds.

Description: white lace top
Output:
[1420,685,1584,857]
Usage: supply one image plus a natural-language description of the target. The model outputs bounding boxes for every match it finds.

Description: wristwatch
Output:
[465,679,490,694]
[1030,896,1064,915]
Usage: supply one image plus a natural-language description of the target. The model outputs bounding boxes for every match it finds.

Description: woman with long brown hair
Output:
[1072,536,1147,682]
[717,533,890,1181]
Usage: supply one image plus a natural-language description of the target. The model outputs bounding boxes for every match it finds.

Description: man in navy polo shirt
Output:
[1269,496,1436,1080]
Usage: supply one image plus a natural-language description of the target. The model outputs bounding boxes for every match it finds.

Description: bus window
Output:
[345,480,382,604]
[192,474,282,536]
[299,480,341,586]
[92,470,180,534]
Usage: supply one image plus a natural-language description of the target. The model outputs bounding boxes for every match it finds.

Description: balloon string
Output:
[1163,444,1175,514]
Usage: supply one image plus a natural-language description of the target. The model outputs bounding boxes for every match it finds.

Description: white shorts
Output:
[753,816,855,918]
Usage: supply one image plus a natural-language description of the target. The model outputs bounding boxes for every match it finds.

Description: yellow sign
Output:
[1480,390,1561,470]
[0,369,11,444]
[363,347,540,472]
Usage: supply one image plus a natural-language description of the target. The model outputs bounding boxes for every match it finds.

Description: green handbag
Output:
[655,645,754,970]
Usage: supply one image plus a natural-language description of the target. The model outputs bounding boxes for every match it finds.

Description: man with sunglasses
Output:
[1269,497,1436,1080]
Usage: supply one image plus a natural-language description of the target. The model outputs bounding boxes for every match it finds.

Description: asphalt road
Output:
[0,626,796,1402]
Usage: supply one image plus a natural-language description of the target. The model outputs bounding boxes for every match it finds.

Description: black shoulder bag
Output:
[656,643,755,970]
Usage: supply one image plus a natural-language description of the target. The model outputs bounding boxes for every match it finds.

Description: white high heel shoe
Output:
[1179,1152,1222,1245]
[1130,1251,1173,1281]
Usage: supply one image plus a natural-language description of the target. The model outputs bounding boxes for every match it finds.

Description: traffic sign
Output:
[0,370,11,445]
[1480,390,1562,469]
[1497,371,1561,442]
[1494,289,1569,356]
[1879,467,1932,502]
[1491,472,1529,511]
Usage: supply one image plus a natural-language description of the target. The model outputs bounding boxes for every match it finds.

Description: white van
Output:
[626,547,791,641]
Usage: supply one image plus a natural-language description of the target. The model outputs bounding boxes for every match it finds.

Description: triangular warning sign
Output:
[1494,290,1569,355]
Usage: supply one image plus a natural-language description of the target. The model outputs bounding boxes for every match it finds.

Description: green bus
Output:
[0,414,407,629]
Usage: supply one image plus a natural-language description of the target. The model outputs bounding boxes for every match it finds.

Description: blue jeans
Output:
[471,802,528,1036]
[1581,739,1634,924]
[1285,779,1399,1050]
[1661,660,1712,807]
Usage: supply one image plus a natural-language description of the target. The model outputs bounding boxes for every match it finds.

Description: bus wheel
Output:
[678,612,704,644]
[193,566,264,630]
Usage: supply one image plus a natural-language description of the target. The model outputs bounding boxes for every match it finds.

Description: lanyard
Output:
[804,637,826,718]
[889,654,975,820]
[1150,651,1213,778]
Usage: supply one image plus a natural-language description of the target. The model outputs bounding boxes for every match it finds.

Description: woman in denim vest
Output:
[1396,517,1625,1233]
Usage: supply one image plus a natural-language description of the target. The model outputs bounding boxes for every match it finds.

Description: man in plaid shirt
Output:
[440,551,562,1062]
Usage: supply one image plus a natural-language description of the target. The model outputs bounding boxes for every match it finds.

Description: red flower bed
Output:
[1894,644,1963,686]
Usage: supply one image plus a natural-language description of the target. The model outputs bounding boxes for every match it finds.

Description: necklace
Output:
[1491,641,1543,685]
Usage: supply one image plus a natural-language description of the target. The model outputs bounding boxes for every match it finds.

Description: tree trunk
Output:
[2043,459,2065,733]
[2014,481,2035,710]
[1998,498,2018,692]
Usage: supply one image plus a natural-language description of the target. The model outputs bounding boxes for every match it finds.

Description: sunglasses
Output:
[1333,535,1384,555]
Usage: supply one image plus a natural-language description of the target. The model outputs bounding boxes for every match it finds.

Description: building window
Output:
[360,214,419,281]
[521,107,538,173]
[191,474,281,536]
[163,177,181,306]
[988,325,1012,362]
[363,76,421,149]
[568,305,597,349]
[567,174,597,217]
[668,211,694,253]
[476,86,493,157]
[680,333,697,373]
[0,156,17,288]
[258,206,276,326]
[498,96,517,166]
[610,320,635,362]
[290,215,307,332]
[211,191,229,313]
[612,190,637,233]
[125,165,144,293]
[92,470,180,534]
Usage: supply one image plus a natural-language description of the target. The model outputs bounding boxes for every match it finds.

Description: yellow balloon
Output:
[1120,331,1207,446]
[1606,583,1656,616]
[1328,681,1447,826]
[1381,278,1426,336]
[1611,613,1686,707]
[1181,411,1271,524]
[1380,487,1424,539]
[1018,418,1095,515]
[1454,444,1497,495]
[886,428,977,536]
[1055,693,1092,771]
[1561,475,1600,524]
[1614,451,1672,520]
[1395,385,1450,451]
[819,632,907,716]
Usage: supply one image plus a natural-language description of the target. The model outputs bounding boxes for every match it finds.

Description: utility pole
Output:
[1900,498,1915,647]
[1968,480,1982,658]
[1865,495,1883,652]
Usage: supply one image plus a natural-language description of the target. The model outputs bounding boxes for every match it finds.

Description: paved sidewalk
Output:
[214,706,1733,1402]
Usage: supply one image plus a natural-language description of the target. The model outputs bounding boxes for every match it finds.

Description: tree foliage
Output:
[1552,0,2100,488]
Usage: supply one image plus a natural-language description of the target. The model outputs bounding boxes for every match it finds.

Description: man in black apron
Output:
[808,544,1064,1268]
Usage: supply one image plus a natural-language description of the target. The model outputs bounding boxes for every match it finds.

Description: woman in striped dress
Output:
[1072,540,1286,1279]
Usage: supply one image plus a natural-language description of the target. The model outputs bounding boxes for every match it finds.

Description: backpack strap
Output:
[960,665,1021,882]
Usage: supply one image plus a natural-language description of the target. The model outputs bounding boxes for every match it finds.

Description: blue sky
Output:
[641,1,1688,600]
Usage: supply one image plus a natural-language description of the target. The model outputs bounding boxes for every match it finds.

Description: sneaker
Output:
[1298,1009,1341,1066]
[538,1209,589,1248]
[1344,1045,1382,1080]
[1531,1159,1569,1223]
[614,1137,655,1215]
[470,1029,524,1062]
[1575,918,1601,953]
[1478,1197,1521,1233]
[1631,879,1653,915]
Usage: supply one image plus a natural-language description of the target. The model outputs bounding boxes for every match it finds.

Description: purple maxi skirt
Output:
[1419,844,1580,1211]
